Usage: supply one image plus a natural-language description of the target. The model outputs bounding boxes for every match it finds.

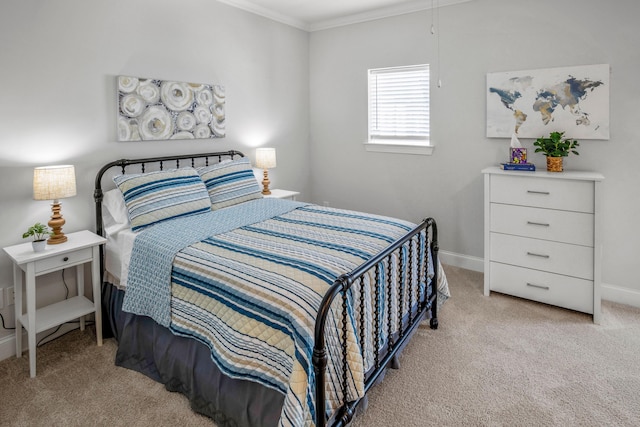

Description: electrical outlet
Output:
[6,287,14,306]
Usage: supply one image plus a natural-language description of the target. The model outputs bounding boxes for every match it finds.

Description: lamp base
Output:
[261,169,272,195]
[47,201,67,245]
[47,234,68,245]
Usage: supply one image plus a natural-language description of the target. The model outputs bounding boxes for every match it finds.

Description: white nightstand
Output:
[264,189,300,200]
[3,230,107,377]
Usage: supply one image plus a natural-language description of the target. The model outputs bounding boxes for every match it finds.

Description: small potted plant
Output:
[533,131,579,172]
[22,222,52,252]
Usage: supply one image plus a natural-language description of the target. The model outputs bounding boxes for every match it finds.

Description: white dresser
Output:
[482,167,604,323]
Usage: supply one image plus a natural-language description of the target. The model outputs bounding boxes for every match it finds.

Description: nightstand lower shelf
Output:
[19,296,95,334]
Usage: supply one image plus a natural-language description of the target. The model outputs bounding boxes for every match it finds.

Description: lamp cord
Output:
[36,268,72,346]
[0,312,15,330]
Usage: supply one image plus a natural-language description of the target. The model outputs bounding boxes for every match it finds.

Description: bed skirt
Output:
[105,283,285,427]
[103,282,428,426]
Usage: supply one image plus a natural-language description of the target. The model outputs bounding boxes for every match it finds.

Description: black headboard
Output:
[93,150,244,338]
[93,150,244,238]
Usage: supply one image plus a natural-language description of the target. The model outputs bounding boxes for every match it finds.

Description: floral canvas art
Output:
[117,76,225,141]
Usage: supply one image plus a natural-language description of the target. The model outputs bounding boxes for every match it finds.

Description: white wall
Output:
[309,0,640,303]
[0,0,310,344]
[2,0,639,353]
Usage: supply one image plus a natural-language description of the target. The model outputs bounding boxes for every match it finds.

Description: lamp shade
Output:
[255,148,277,169]
[33,165,77,201]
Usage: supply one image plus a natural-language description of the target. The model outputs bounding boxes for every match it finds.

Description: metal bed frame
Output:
[94,150,439,427]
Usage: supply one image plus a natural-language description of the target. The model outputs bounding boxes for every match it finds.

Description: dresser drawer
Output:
[491,203,594,246]
[490,262,593,314]
[490,174,594,213]
[34,247,93,275]
[490,233,593,280]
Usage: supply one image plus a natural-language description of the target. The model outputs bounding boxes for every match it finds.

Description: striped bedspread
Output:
[122,198,447,427]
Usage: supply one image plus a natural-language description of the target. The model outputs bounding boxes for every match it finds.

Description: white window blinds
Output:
[368,64,430,143]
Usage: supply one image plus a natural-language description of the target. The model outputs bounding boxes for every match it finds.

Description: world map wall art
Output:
[117,76,225,141]
[486,64,609,139]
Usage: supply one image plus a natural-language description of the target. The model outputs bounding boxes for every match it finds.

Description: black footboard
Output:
[313,218,439,427]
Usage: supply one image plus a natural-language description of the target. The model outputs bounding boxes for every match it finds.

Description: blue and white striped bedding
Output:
[113,168,211,232]
[122,198,446,427]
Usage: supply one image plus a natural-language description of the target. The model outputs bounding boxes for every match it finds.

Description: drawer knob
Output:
[527,190,550,195]
[63,256,69,262]
[526,282,550,290]
[526,252,550,259]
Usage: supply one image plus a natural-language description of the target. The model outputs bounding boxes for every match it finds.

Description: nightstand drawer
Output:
[490,233,593,280]
[490,175,594,213]
[34,247,93,274]
[490,263,593,314]
[491,203,594,246]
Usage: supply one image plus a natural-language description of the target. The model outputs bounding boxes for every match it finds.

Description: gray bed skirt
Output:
[104,283,425,426]
[107,284,285,427]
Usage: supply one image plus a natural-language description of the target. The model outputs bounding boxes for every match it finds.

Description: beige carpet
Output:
[1,266,638,426]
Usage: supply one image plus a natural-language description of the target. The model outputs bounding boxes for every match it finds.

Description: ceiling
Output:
[217,0,472,32]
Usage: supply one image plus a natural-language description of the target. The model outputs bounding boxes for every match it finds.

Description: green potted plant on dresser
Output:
[533,131,580,172]
[22,222,52,252]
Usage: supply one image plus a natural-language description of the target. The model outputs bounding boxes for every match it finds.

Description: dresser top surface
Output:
[482,166,604,181]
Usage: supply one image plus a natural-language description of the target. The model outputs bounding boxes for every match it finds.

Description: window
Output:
[367,64,431,155]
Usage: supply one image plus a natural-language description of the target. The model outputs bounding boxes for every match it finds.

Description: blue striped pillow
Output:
[113,168,211,232]
[198,157,262,209]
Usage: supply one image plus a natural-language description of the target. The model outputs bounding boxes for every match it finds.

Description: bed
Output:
[94,150,449,427]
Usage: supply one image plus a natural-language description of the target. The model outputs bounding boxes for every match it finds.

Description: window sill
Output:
[364,142,434,155]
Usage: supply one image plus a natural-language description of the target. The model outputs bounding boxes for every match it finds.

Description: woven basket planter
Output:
[546,156,563,172]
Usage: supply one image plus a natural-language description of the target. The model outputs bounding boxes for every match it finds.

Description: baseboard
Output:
[0,323,81,362]
[439,250,484,272]
[0,334,14,362]
[0,331,24,362]
[601,283,640,309]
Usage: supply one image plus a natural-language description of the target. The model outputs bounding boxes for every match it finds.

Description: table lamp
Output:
[33,165,77,244]
[255,148,276,195]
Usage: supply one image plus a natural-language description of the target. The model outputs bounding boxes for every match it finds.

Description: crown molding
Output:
[310,0,473,32]
[216,0,311,31]
[218,0,474,33]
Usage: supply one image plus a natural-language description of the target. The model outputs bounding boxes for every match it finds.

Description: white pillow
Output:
[103,188,129,224]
